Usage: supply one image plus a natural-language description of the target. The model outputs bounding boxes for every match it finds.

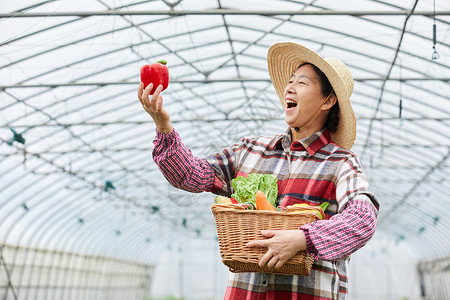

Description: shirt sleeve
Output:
[152,129,215,193]
[205,141,244,196]
[301,200,377,261]
[335,153,380,212]
[300,153,379,261]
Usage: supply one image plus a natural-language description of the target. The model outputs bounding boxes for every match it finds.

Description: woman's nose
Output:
[285,83,294,94]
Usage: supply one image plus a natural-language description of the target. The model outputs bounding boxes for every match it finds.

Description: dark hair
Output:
[299,63,340,132]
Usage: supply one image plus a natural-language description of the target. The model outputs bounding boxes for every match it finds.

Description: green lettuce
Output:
[230,173,278,207]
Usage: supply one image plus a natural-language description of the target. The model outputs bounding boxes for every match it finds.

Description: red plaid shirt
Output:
[153,127,379,299]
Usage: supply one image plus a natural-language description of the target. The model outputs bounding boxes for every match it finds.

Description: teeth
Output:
[286,100,297,105]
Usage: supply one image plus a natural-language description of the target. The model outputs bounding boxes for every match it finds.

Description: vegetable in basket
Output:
[255,190,276,211]
[230,173,278,208]
[214,195,238,204]
[292,202,330,219]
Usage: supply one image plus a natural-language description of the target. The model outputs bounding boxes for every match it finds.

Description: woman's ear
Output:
[322,93,337,111]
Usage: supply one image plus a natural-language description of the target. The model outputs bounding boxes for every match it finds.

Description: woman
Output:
[138,42,379,299]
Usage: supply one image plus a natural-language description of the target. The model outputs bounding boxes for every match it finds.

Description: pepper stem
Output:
[157,59,167,65]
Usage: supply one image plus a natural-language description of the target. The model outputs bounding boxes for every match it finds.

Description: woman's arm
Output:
[138,82,215,192]
[301,199,377,260]
[301,154,379,260]
[152,129,215,193]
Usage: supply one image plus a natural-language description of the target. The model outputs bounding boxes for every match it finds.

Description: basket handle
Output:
[211,203,247,210]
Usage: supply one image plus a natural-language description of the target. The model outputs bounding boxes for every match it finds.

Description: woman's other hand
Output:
[138,82,172,133]
[246,229,307,269]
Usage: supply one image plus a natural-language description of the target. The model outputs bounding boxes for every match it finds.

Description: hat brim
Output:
[267,42,356,150]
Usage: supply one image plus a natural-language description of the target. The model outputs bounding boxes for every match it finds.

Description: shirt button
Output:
[290,142,305,151]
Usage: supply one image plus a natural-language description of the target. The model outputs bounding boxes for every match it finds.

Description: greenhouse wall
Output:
[0,244,154,300]
[418,256,450,300]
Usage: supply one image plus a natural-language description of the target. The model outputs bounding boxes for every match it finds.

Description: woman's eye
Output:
[288,79,306,85]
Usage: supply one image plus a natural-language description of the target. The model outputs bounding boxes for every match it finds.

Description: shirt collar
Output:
[276,127,332,156]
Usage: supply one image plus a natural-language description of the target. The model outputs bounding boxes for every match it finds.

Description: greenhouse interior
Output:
[1,0,449,299]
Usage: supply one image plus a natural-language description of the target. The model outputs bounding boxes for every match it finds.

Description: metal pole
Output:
[1,77,449,89]
[0,10,449,18]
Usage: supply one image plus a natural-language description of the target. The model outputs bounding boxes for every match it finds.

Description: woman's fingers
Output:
[246,239,268,248]
[275,259,287,269]
[156,95,164,112]
[258,251,271,268]
[139,83,163,114]
[258,251,282,269]
[142,83,153,107]
[266,256,279,269]
[137,82,144,104]
[152,85,164,112]
[259,251,288,269]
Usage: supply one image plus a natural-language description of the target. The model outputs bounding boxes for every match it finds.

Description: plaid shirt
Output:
[153,127,378,300]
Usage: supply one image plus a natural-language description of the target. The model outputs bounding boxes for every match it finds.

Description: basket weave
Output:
[211,203,321,276]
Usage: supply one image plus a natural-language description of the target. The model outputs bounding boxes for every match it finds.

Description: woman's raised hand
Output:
[138,82,172,134]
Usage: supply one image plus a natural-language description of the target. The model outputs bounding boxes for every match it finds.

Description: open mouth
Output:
[286,99,297,109]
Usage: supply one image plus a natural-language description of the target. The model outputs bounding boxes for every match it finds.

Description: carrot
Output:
[255,190,276,211]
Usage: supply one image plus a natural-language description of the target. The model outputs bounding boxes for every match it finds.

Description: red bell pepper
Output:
[140,60,169,95]
[230,197,238,204]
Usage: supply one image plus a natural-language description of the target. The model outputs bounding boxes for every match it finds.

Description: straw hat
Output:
[267,42,356,150]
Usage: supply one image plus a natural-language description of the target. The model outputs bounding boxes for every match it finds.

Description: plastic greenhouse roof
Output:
[1,0,449,264]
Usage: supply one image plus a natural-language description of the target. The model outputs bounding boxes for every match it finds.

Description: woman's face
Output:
[284,64,326,129]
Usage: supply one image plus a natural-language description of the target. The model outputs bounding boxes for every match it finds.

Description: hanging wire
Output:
[432,0,439,59]
[398,57,403,126]
[379,119,384,159]
[360,0,419,160]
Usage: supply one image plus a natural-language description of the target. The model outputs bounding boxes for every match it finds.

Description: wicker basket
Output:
[211,203,321,276]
